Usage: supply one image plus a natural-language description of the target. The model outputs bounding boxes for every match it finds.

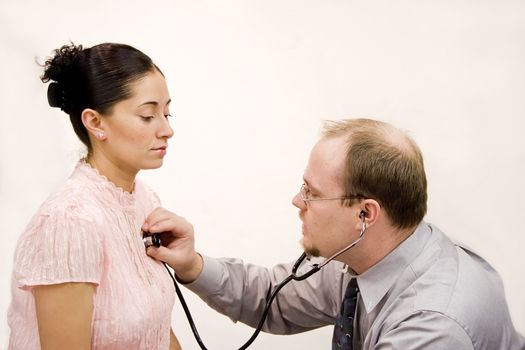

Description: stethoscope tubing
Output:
[159,218,367,349]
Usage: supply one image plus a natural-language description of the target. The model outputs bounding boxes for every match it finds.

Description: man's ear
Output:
[81,108,106,141]
[356,199,381,229]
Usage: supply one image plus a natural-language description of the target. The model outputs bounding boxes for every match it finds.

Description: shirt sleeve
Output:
[374,310,474,350]
[184,255,344,334]
[13,204,104,289]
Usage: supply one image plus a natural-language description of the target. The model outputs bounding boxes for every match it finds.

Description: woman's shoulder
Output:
[38,176,104,217]
[25,163,113,234]
[13,171,106,287]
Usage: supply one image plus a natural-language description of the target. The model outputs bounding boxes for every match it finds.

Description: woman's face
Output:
[99,70,173,174]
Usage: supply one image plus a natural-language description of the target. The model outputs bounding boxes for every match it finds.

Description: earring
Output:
[98,132,105,140]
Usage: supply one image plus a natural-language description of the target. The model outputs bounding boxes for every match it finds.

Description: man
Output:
[144,118,525,349]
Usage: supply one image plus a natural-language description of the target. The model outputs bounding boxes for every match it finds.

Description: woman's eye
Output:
[140,115,154,121]
[164,113,172,119]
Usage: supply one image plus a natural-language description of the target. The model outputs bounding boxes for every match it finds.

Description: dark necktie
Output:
[332,278,359,350]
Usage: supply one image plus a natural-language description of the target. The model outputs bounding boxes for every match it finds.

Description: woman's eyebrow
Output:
[138,98,171,107]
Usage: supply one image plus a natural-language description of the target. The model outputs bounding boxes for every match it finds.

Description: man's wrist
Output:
[175,252,203,284]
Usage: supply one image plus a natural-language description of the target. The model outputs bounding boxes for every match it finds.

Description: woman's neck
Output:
[86,154,137,193]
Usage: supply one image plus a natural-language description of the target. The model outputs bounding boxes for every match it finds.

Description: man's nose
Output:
[292,192,306,209]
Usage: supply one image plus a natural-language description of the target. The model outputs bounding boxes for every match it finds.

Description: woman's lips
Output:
[151,145,167,156]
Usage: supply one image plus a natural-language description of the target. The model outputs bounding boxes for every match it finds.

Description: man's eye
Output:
[305,188,317,199]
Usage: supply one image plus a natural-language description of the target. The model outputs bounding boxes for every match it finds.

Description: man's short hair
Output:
[322,118,427,229]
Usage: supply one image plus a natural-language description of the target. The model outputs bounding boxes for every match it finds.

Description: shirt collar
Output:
[352,221,432,314]
[75,160,136,207]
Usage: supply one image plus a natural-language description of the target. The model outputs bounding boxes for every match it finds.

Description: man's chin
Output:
[300,239,321,257]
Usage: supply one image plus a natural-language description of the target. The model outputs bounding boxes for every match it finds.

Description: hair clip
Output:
[47,82,68,111]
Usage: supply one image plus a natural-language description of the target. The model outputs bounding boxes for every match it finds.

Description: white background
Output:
[1,0,524,349]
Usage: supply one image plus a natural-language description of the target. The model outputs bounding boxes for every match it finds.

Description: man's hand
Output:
[143,207,203,283]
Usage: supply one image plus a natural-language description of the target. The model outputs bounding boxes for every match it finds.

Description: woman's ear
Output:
[81,109,106,141]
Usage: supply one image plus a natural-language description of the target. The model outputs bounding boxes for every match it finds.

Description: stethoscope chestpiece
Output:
[142,232,161,248]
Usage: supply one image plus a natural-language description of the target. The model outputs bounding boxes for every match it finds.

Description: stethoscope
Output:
[143,214,367,349]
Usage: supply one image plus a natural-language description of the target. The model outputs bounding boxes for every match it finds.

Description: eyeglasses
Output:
[299,184,365,205]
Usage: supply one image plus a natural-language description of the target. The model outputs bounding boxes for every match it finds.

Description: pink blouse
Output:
[8,161,175,349]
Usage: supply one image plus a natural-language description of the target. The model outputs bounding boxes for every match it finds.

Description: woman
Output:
[8,42,181,349]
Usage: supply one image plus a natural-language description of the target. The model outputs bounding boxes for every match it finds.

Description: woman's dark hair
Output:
[41,42,161,150]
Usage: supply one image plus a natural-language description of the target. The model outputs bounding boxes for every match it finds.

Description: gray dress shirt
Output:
[186,222,525,349]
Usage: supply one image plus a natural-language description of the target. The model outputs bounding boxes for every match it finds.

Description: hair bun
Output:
[41,43,83,114]
[47,82,64,109]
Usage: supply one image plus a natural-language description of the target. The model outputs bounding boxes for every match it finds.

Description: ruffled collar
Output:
[76,159,136,205]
